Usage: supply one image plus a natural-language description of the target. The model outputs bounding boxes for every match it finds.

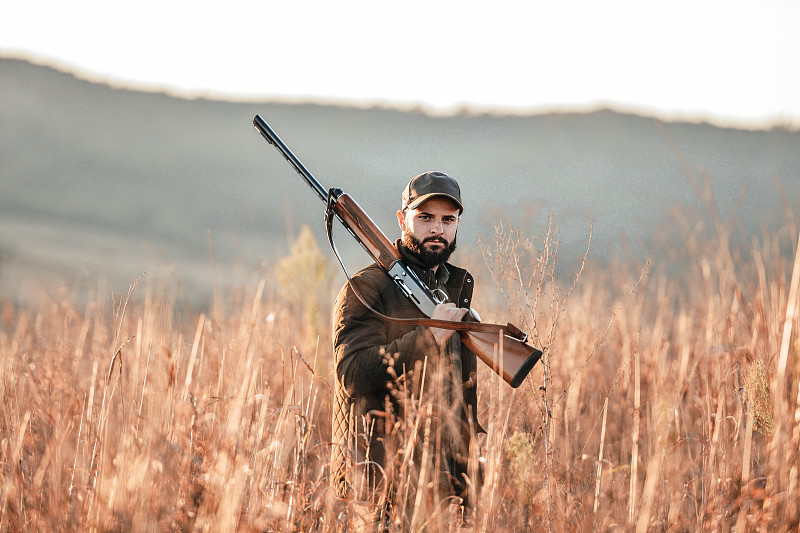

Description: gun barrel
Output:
[253,115,327,202]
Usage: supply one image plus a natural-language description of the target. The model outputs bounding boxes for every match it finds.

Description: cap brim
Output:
[406,193,463,213]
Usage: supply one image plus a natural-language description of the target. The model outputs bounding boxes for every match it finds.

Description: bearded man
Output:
[331,171,484,524]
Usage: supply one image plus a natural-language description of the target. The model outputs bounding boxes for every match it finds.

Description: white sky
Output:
[2,0,799,128]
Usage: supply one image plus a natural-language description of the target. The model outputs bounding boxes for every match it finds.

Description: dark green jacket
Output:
[330,245,483,495]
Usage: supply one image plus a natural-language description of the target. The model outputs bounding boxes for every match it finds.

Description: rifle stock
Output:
[461,331,541,388]
[253,115,543,388]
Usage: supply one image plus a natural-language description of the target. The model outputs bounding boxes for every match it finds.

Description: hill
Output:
[1,56,798,305]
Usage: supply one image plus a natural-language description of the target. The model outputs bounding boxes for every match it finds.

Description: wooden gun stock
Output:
[460,328,542,389]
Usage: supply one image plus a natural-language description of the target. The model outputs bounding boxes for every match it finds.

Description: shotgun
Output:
[253,115,542,387]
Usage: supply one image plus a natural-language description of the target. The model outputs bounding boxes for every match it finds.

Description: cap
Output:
[402,171,463,214]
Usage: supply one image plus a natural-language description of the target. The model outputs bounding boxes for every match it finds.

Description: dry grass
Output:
[2,195,799,531]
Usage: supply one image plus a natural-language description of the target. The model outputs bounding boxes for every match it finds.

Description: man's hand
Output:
[430,303,469,348]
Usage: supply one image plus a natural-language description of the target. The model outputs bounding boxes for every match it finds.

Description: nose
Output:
[431,220,444,234]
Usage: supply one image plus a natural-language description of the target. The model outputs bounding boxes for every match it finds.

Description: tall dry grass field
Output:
[1,197,799,531]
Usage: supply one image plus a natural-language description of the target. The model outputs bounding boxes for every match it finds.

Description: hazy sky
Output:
[3,0,799,128]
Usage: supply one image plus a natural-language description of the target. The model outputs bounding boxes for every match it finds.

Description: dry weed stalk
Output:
[479,213,591,530]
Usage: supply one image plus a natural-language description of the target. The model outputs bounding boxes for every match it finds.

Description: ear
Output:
[397,209,407,232]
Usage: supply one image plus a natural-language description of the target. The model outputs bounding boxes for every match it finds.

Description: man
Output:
[331,171,483,523]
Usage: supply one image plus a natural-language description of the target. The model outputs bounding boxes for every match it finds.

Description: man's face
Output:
[397,196,460,268]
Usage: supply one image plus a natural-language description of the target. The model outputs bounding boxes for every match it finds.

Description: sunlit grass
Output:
[1,197,799,531]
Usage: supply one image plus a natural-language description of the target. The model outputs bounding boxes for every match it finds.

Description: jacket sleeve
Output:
[332,269,440,397]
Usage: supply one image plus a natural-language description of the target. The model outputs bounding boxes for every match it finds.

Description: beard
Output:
[402,233,457,269]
